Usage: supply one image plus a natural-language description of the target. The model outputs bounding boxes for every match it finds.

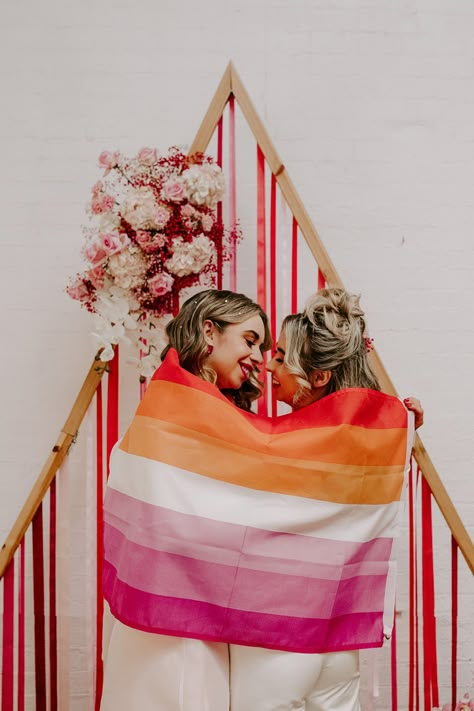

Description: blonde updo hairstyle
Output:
[281,287,380,407]
[161,289,272,411]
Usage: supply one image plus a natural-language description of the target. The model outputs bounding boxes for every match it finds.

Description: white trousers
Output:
[100,619,229,711]
[230,646,360,711]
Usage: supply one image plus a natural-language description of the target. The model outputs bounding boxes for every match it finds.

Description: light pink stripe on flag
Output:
[105,523,388,619]
[104,487,393,569]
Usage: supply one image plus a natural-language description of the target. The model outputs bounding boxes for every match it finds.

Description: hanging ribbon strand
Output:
[216,115,224,289]
[228,95,237,290]
[1,559,14,711]
[256,145,267,416]
[49,480,58,711]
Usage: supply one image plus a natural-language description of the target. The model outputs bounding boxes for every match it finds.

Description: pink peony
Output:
[98,150,121,175]
[137,147,159,166]
[148,272,174,297]
[161,178,186,202]
[100,231,130,256]
[67,277,90,302]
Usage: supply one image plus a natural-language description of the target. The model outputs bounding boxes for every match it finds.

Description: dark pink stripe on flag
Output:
[104,560,384,653]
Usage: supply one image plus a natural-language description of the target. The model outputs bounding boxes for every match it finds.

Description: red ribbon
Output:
[17,540,25,711]
[451,536,458,711]
[291,218,298,313]
[1,558,14,711]
[95,382,104,710]
[317,267,325,290]
[421,475,439,711]
[391,609,398,711]
[32,503,47,711]
[216,116,223,289]
[106,347,119,479]
[257,146,267,416]
[408,458,416,711]
[228,95,237,291]
[49,479,58,710]
[270,173,277,416]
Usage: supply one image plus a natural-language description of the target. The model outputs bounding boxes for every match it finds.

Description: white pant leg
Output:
[101,620,229,711]
[230,645,360,711]
[306,651,360,711]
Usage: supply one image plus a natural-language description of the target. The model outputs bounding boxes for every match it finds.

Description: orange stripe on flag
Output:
[120,417,406,505]
[136,381,408,467]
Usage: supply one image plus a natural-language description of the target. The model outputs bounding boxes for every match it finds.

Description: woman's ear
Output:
[202,319,215,346]
[311,369,332,390]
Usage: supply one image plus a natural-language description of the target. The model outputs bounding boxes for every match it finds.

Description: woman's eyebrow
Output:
[245,330,261,341]
[276,346,285,355]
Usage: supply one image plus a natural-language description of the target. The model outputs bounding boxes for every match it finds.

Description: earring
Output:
[207,345,213,355]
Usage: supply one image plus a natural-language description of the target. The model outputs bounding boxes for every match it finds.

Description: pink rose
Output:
[161,178,186,202]
[100,231,130,256]
[98,150,120,175]
[201,214,214,232]
[135,230,166,253]
[148,271,174,297]
[180,204,196,218]
[153,205,170,228]
[84,239,107,265]
[137,147,159,166]
[67,277,90,302]
[92,180,103,196]
[91,194,115,214]
[86,265,106,289]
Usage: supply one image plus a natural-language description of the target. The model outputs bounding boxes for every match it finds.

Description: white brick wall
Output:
[1,1,473,708]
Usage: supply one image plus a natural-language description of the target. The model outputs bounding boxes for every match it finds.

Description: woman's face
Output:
[265,331,300,408]
[205,314,266,390]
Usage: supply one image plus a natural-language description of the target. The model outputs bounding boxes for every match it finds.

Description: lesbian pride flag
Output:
[103,349,413,654]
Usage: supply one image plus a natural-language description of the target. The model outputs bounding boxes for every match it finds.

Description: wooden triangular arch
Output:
[0,63,472,581]
[190,61,472,568]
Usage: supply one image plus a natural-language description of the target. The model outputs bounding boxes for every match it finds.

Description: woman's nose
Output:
[265,357,275,373]
[251,345,264,364]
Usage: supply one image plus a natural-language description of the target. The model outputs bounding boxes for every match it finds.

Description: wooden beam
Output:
[188,62,232,156]
[229,63,343,289]
[0,356,107,579]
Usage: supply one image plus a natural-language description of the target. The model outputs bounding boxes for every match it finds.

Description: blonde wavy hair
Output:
[282,287,380,406]
[161,289,272,411]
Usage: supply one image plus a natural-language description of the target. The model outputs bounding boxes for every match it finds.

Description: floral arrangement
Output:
[67,147,237,378]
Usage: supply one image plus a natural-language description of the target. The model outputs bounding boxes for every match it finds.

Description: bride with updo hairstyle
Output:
[284,287,380,402]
